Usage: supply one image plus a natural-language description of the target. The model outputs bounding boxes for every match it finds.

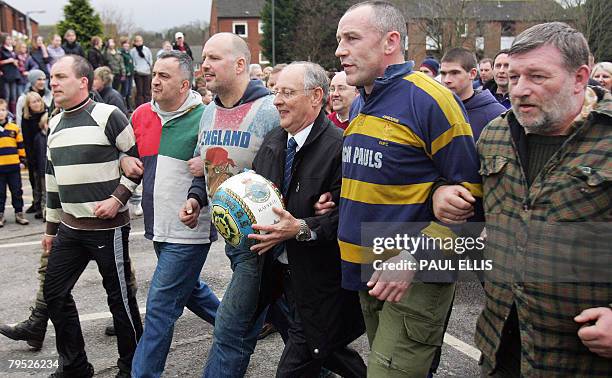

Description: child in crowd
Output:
[0,98,29,226]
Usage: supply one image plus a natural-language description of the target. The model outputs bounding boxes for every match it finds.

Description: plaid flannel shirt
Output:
[475,88,612,377]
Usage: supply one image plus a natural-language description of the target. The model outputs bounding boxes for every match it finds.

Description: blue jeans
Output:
[203,244,266,378]
[0,169,24,213]
[121,75,133,110]
[132,242,219,378]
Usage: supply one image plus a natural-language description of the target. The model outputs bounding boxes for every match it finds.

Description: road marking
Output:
[15,305,480,362]
[0,231,146,249]
[0,226,482,362]
[443,332,481,361]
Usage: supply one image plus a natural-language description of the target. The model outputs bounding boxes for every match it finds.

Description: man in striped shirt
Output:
[42,55,142,378]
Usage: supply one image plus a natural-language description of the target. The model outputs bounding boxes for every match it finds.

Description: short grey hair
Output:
[591,62,612,78]
[94,66,113,87]
[509,22,589,73]
[289,61,329,107]
[346,1,407,54]
[157,50,194,83]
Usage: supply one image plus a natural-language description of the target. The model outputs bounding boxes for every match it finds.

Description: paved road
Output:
[0,173,484,377]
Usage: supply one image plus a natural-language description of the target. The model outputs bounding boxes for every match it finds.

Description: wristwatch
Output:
[295,219,311,242]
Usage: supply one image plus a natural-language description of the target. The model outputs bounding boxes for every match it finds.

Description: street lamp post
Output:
[25,10,45,41]
[271,0,275,66]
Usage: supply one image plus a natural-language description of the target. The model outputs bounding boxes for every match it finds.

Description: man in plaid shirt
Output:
[434,22,612,376]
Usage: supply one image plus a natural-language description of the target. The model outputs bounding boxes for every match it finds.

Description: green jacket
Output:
[120,48,134,76]
[104,49,126,77]
[475,87,612,377]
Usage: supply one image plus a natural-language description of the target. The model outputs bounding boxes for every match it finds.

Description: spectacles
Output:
[270,88,313,100]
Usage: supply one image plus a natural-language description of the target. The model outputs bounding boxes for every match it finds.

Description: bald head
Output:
[202,33,252,101]
[207,33,251,66]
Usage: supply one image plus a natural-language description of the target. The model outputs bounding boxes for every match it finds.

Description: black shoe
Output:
[49,362,94,378]
[257,322,278,340]
[105,324,116,336]
[35,212,44,219]
[0,306,48,350]
[115,370,131,378]
[25,204,39,214]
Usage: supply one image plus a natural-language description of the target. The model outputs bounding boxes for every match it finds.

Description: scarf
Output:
[17,53,27,72]
[150,90,202,126]
[135,44,145,58]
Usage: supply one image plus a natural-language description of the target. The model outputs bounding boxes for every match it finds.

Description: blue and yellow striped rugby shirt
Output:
[339,62,482,290]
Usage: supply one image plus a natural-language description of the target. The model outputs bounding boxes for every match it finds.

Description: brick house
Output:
[210,0,267,64]
[0,1,39,39]
[209,0,569,67]
[402,0,571,65]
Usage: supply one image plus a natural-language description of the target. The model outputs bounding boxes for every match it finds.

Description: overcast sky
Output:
[8,0,212,32]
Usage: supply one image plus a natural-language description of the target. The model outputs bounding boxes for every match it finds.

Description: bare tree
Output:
[395,0,486,59]
[99,4,136,38]
[527,0,611,61]
[288,0,348,69]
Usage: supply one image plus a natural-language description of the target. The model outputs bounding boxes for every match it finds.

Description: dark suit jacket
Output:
[252,111,364,358]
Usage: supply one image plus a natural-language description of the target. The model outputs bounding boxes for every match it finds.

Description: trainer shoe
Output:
[15,212,29,225]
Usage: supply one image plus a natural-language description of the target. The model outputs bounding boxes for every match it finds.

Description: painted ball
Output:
[211,171,284,249]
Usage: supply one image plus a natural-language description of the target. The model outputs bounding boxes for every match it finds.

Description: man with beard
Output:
[434,22,612,376]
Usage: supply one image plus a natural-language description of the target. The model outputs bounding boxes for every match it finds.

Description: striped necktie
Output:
[282,137,298,197]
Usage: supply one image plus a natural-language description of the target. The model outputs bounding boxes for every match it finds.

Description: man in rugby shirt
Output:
[42,55,142,378]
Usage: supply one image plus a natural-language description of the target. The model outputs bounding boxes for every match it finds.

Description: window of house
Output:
[501,21,516,37]
[500,36,515,50]
[259,52,269,64]
[426,36,440,51]
[258,21,264,34]
[233,22,248,37]
[475,37,484,51]
[461,23,469,38]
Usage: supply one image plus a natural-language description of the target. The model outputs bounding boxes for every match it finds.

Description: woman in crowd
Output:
[119,38,135,112]
[93,66,128,116]
[20,91,48,219]
[29,36,50,79]
[15,41,38,97]
[130,35,152,106]
[33,112,48,219]
[104,38,126,91]
[0,34,21,114]
[87,36,105,70]
[591,62,612,92]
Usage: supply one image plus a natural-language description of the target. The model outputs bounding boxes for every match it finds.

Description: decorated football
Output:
[210,171,284,249]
